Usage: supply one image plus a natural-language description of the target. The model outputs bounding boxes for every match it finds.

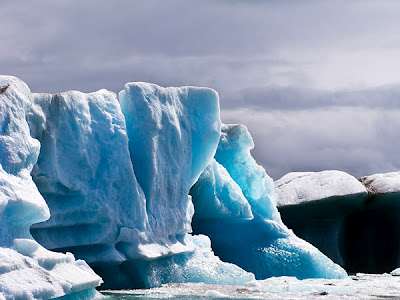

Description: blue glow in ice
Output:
[0,76,101,300]
[1,76,348,297]
[191,159,253,221]
[191,124,347,280]
[29,81,254,289]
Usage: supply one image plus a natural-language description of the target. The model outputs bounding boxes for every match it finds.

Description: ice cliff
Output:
[0,76,102,300]
[275,171,368,267]
[190,125,347,280]
[29,82,253,289]
[1,75,347,298]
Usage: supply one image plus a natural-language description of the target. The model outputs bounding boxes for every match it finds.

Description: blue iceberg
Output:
[0,76,102,300]
[191,124,347,279]
[1,75,346,298]
[29,82,253,289]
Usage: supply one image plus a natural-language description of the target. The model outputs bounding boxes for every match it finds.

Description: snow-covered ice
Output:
[274,171,368,267]
[275,171,368,207]
[360,171,400,195]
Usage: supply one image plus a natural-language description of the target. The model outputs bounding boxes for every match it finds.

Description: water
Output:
[96,273,400,299]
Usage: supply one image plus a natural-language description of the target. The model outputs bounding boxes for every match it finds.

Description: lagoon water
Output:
[97,273,400,300]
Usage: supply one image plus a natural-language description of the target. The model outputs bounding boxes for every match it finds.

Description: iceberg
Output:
[28,87,149,289]
[191,124,347,280]
[0,76,102,299]
[274,170,400,274]
[353,172,400,273]
[29,81,254,289]
[275,171,368,266]
[1,75,349,296]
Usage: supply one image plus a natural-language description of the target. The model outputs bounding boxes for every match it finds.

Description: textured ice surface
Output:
[275,171,368,207]
[1,76,350,294]
[121,235,254,289]
[274,171,368,266]
[190,159,253,221]
[0,76,101,299]
[391,267,400,275]
[191,124,347,280]
[100,273,400,300]
[360,171,400,195]
[0,241,101,300]
[275,170,400,274]
[119,82,222,257]
[29,81,254,289]
[215,124,280,222]
[29,88,148,265]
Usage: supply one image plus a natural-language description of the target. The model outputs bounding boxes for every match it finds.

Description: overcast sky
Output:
[2,0,400,179]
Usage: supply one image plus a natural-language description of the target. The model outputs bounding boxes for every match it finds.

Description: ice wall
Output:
[191,124,347,280]
[0,76,102,299]
[276,171,368,266]
[30,82,254,289]
[274,171,400,274]
[119,83,222,256]
[29,89,148,267]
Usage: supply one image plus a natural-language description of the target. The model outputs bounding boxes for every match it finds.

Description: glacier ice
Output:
[191,124,347,280]
[215,124,280,222]
[0,76,102,299]
[190,159,253,221]
[119,82,222,254]
[29,88,149,267]
[1,75,351,296]
[29,81,254,289]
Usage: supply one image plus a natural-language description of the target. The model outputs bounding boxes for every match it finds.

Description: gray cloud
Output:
[2,0,400,180]
[222,105,400,180]
[224,85,400,111]
[3,0,400,92]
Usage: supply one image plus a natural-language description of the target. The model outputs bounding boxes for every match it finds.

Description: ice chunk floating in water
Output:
[191,124,347,280]
[0,76,102,300]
